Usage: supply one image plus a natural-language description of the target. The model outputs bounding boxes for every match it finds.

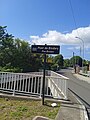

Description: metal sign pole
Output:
[31,44,60,105]
[42,53,46,105]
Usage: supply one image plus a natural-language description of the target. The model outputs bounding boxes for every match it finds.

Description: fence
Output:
[0,71,68,99]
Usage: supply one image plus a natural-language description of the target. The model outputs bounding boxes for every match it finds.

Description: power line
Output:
[68,0,79,36]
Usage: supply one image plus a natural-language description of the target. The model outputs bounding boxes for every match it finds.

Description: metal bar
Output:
[17,75,19,91]
[34,77,36,93]
[25,76,27,92]
[19,75,21,91]
[31,77,33,92]
[40,77,42,98]
[1,73,3,88]
[42,53,46,105]
[6,73,8,89]
[9,74,12,90]
[28,76,30,92]
[13,75,16,96]
[37,77,39,94]
[22,75,25,91]
[3,73,6,88]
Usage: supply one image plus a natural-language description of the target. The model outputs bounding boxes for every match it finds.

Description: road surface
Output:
[57,69,90,119]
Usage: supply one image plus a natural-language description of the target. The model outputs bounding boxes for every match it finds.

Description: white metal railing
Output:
[28,72,43,75]
[0,71,69,99]
[48,71,69,99]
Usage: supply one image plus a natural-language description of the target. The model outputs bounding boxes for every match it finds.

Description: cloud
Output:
[30,26,90,48]
[30,36,39,39]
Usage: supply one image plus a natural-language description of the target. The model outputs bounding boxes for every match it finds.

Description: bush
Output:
[51,64,58,71]
[0,66,22,73]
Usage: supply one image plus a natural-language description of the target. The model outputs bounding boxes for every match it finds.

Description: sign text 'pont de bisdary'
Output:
[31,45,60,54]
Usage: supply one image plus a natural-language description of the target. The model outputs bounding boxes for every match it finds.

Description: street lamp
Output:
[75,37,84,70]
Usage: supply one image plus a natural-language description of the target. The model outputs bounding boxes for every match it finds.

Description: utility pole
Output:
[75,37,84,71]
[73,52,75,68]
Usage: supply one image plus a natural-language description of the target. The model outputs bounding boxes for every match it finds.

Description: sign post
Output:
[42,53,46,105]
[31,44,60,105]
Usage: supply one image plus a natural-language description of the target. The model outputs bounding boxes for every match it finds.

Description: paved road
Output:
[57,69,90,119]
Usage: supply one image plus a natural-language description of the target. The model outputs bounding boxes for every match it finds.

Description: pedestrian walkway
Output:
[55,91,84,120]
[55,103,83,120]
[73,72,90,83]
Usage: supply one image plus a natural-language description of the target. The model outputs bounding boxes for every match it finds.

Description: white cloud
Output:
[30,36,39,39]
[30,26,90,48]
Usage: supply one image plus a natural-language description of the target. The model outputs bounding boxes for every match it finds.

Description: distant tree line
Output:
[64,55,90,68]
[0,26,89,72]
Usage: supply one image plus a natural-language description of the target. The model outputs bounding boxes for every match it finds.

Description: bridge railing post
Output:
[12,74,16,96]
[39,77,43,98]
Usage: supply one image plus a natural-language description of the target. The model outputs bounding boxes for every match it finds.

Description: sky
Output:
[0,0,90,60]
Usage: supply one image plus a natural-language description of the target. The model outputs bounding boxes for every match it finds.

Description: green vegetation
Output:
[0,26,42,72]
[0,26,90,72]
[0,97,60,120]
[64,56,90,69]
[0,26,64,72]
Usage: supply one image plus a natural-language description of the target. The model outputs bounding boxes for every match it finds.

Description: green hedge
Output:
[0,67,22,73]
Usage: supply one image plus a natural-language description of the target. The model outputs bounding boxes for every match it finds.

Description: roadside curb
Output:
[55,88,89,120]
[68,89,89,120]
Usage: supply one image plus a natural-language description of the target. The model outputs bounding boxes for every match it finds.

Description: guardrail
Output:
[0,71,68,99]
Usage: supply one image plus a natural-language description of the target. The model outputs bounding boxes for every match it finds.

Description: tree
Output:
[53,54,64,69]
[0,26,14,67]
[70,56,82,67]
[0,26,42,72]
[64,59,71,68]
[13,39,42,72]
[0,26,7,41]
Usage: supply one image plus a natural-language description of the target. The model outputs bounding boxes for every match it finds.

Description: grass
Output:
[0,97,60,120]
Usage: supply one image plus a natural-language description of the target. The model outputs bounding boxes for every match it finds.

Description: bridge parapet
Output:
[0,71,69,99]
